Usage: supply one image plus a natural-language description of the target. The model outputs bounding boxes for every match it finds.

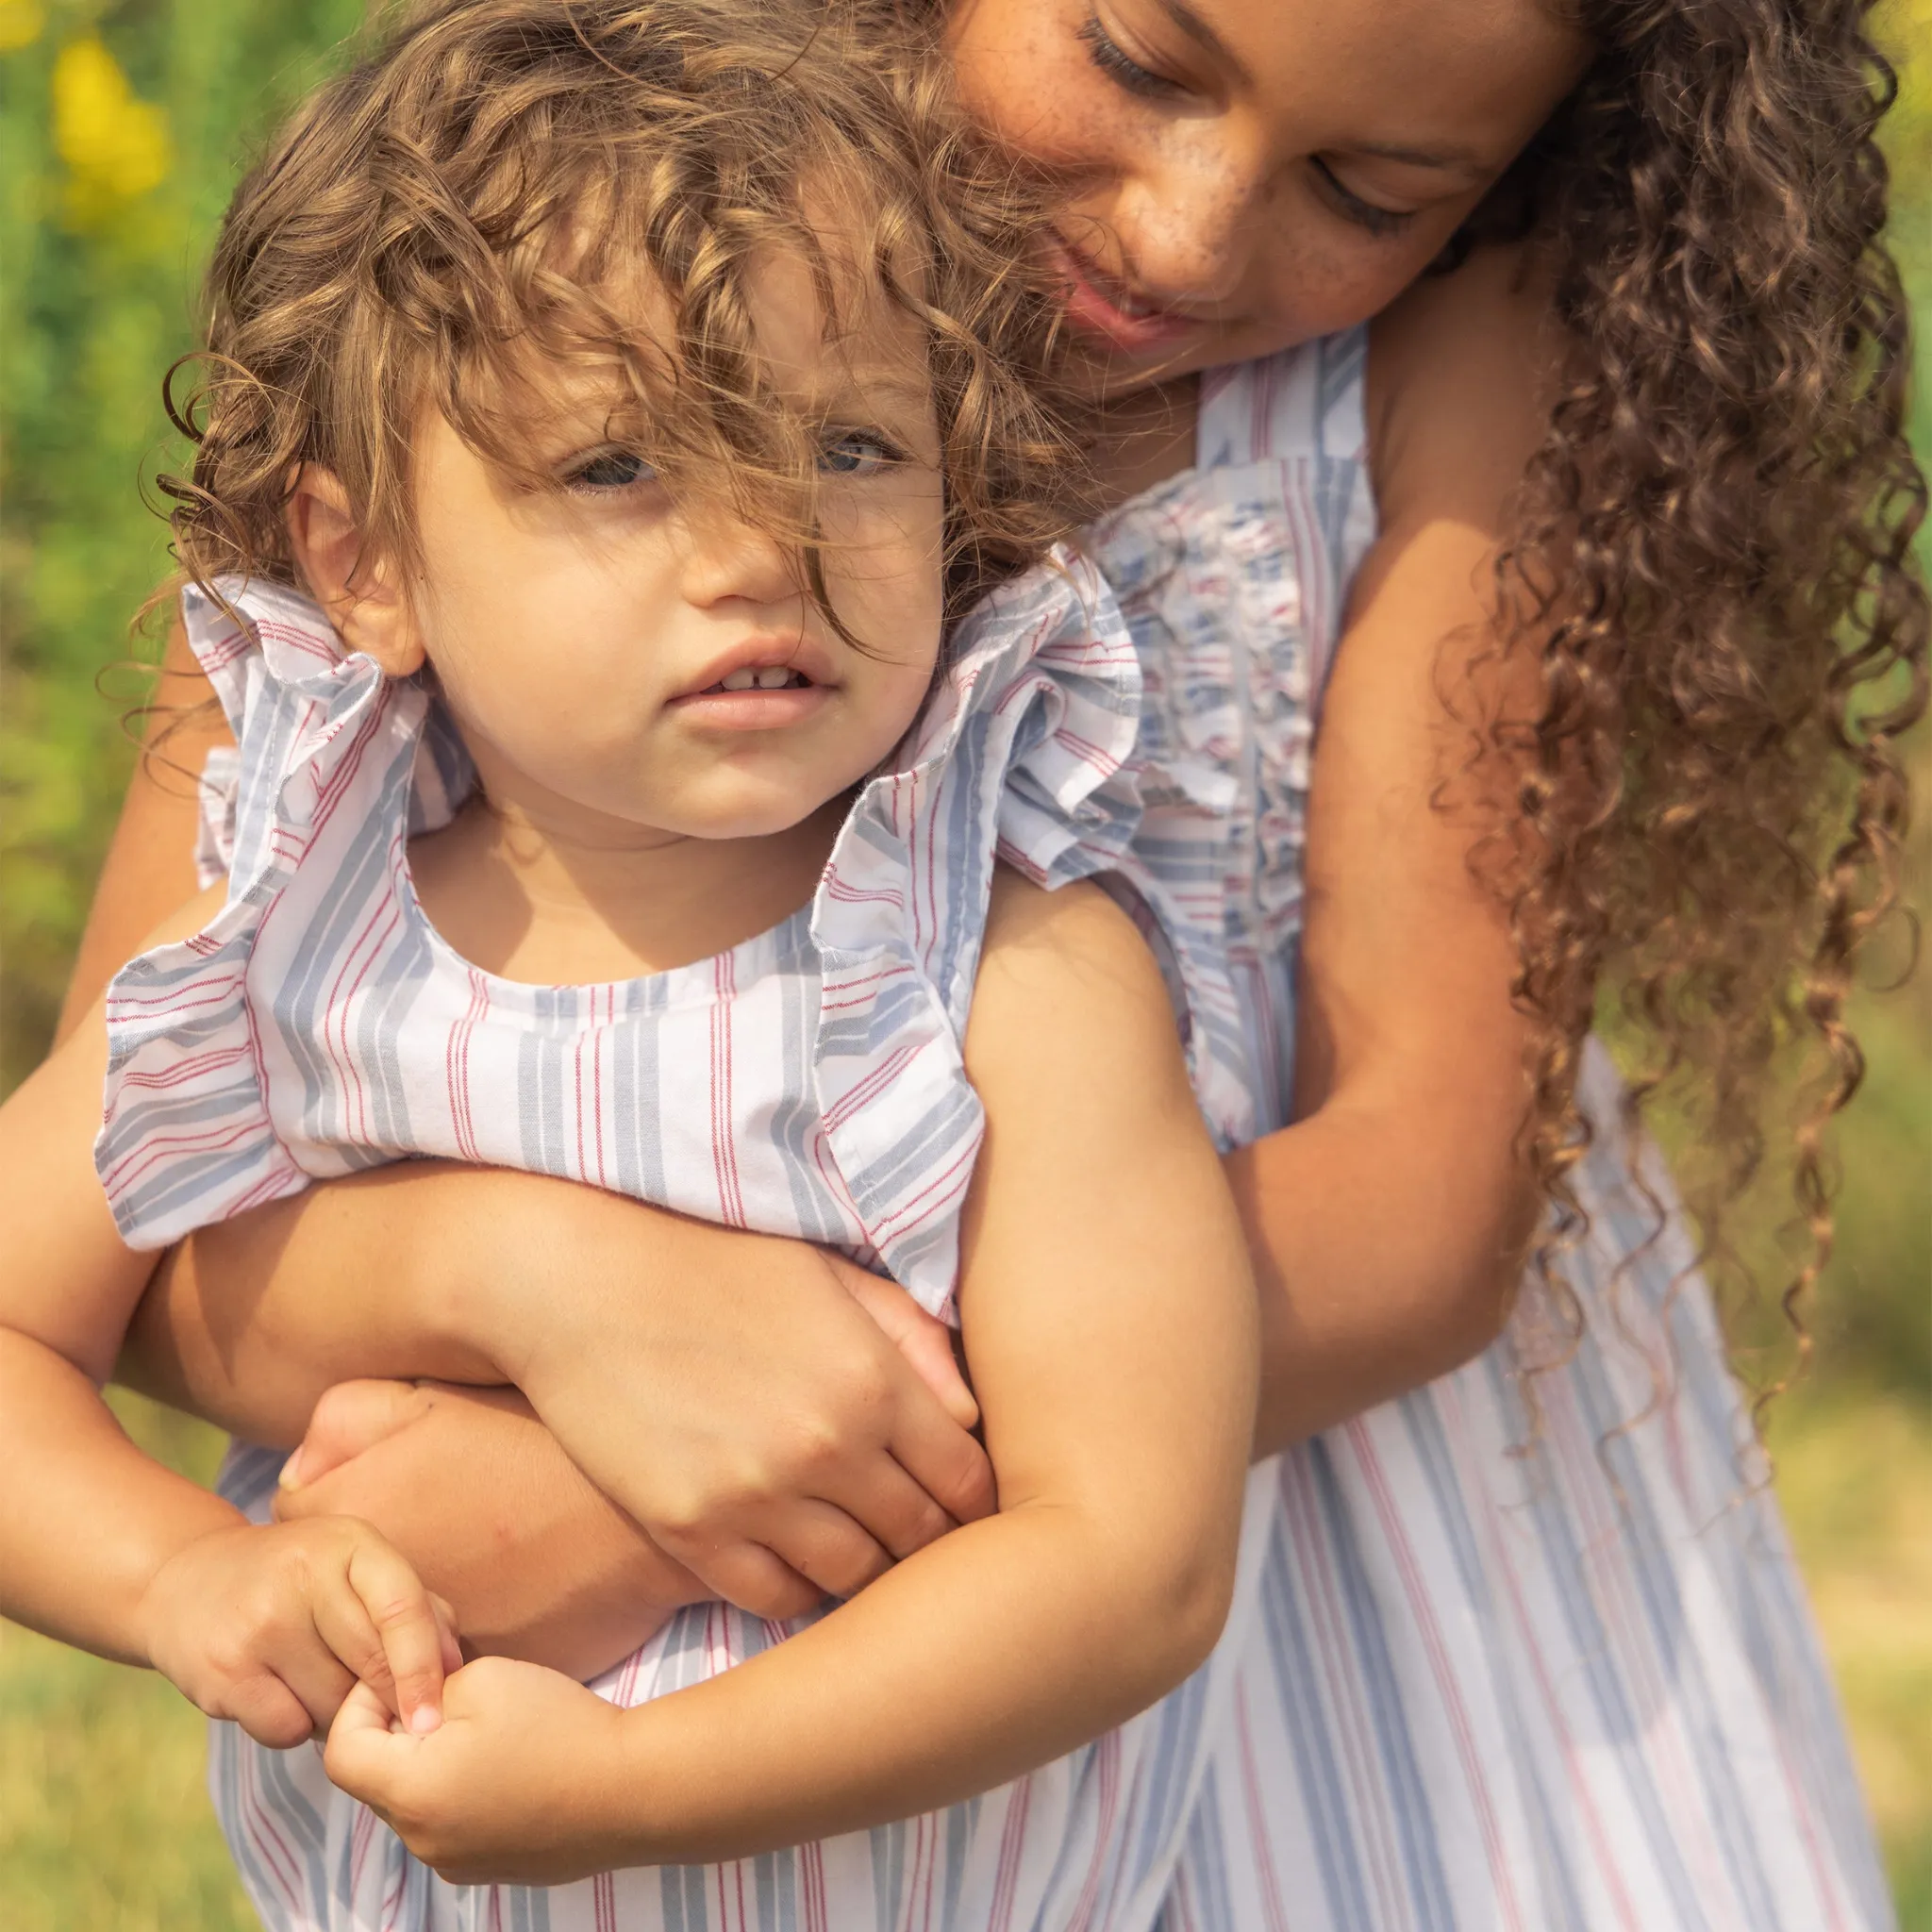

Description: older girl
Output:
[70,0,1920,1927]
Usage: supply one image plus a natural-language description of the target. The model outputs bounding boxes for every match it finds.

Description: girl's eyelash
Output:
[1075,13,1178,100]
[1309,158,1417,239]
[818,428,907,475]
[561,448,655,494]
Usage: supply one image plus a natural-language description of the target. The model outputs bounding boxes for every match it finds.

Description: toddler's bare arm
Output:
[0,896,452,1741]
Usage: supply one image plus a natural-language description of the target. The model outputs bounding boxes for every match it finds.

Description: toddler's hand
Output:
[325,1657,631,1885]
[139,1518,461,1748]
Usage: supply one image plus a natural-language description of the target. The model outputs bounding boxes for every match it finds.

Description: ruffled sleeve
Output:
[808,547,1247,1318]
[94,577,414,1250]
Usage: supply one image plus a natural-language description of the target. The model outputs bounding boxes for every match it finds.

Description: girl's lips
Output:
[667,683,831,732]
[1046,237,1203,356]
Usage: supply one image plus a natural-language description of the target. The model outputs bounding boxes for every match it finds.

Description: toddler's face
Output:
[403,246,946,844]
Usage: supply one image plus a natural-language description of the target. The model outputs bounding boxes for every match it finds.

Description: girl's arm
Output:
[55,620,224,1047]
[1,897,455,1747]
[326,872,1259,1882]
[1235,243,1560,1453]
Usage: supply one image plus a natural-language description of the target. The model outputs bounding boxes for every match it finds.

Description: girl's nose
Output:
[1108,132,1269,310]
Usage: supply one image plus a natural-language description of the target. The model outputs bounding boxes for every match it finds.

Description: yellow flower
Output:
[53,35,173,229]
[0,0,44,56]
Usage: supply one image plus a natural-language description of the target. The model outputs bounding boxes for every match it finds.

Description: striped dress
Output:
[1106,337,1894,1932]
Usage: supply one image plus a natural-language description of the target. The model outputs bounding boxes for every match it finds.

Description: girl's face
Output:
[946,0,1588,391]
[392,249,947,847]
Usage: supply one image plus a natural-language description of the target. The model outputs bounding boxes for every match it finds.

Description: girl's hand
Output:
[275,1379,707,1675]
[476,1211,996,1620]
[138,1518,461,1747]
[325,1659,635,1885]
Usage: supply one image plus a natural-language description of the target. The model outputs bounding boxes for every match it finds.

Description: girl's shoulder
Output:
[1364,239,1562,539]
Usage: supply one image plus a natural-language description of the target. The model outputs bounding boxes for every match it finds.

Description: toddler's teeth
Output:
[755,667,791,690]
[720,667,758,691]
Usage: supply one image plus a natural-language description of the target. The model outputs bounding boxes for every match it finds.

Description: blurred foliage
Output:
[0,1,1927,1927]
[1,0,366,1093]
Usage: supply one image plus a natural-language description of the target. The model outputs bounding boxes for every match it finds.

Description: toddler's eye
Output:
[819,432,897,477]
[564,449,655,492]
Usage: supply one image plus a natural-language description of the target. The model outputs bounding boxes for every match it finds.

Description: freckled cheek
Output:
[1246,226,1430,345]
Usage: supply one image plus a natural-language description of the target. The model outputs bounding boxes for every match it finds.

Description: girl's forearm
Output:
[119,1164,536,1443]
[1231,1099,1538,1457]
[0,1329,242,1665]
[603,1500,1232,1864]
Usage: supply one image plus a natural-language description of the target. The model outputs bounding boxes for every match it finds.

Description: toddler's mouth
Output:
[702,667,815,694]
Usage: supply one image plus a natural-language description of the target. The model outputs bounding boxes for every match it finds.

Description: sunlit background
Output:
[1,2,1927,1925]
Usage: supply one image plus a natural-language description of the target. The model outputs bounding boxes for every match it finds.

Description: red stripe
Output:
[1349,1421,1526,1931]
[821,1041,922,1134]
[1233,1692,1292,1932]
[865,1134,980,1244]
[1277,1453,1413,1926]
[986,1779,1033,1932]
[112,1043,255,1091]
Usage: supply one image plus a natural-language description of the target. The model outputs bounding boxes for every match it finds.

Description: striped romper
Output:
[104,330,1891,1932]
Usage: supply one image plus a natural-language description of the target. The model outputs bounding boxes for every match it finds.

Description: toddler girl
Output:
[0,0,1266,1915]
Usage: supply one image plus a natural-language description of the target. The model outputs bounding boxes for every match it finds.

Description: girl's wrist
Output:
[401,1166,617,1385]
[468,1179,678,1394]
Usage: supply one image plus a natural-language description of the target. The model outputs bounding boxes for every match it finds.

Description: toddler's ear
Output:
[285,466,426,676]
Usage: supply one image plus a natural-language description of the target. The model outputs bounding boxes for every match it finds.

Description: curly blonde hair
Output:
[1462,0,1928,1377]
[159,0,1088,634]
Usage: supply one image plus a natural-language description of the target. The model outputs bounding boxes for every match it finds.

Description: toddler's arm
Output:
[325,872,1259,1881]
[0,892,456,1745]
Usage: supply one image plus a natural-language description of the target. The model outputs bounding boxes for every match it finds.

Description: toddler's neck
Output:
[405,787,851,986]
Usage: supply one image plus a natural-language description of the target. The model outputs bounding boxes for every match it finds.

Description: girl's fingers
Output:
[753,1498,894,1601]
[824,1455,957,1563]
[654,1533,824,1621]
[430,1593,464,1674]
[837,1268,979,1429]
[340,1537,448,1733]
[886,1387,997,1527]
[280,1378,432,1496]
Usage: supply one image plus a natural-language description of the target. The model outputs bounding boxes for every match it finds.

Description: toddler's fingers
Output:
[837,1267,979,1429]
[324,1679,408,1806]
[431,1593,464,1674]
[312,1530,452,1731]
[280,1378,430,1497]
[333,1536,448,1733]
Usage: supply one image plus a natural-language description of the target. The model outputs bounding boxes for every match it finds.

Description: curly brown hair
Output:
[159,0,1088,638]
[1466,0,1928,1379]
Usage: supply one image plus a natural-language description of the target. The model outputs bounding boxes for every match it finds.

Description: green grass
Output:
[0,1399,257,1931]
